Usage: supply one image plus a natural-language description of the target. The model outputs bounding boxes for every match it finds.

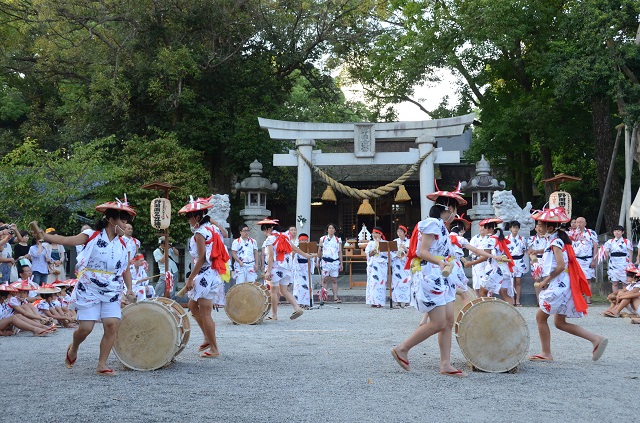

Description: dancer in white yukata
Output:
[292,233,313,307]
[390,226,411,307]
[180,196,228,358]
[231,224,259,284]
[466,225,488,297]
[260,218,311,320]
[317,224,343,303]
[391,186,496,377]
[506,221,528,306]
[528,221,549,303]
[570,217,598,304]
[478,218,514,302]
[38,195,136,375]
[448,215,473,307]
[365,227,388,308]
[603,225,632,295]
[528,207,608,363]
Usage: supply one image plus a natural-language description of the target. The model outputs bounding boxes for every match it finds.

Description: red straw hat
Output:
[531,207,570,223]
[37,284,61,294]
[65,279,78,287]
[11,280,39,291]
[625,263,637,274]
[0,283,18,293]
[178,195,214,214]
[452,213,472,230]
[256,218,279,225]
[426,181,467,206]
[96,194,137,217]
[479,217,503,226]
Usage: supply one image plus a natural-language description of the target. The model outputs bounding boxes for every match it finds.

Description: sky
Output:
[341,68,461,121]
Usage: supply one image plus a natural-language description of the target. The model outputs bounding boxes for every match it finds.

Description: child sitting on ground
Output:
[604,264,636,314]
[36,285,76,327]
[603,266,640,318]
[0,284,54,336]
[9,280,54,327]
[53,281,76,321]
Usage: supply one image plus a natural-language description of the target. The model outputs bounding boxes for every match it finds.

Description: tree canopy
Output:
[0,0,638,239]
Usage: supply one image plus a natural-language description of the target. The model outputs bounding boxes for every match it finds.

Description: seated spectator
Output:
[16,259,40,303]
[53,281,76,321]
[36,285,76,327]
[9,280,54,327]
[603,266,640,318]
[0,284,53,336]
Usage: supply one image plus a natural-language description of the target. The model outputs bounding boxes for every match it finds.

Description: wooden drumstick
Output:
[442,262,454,277]
[29,221,44,241]
[176,285,190,297]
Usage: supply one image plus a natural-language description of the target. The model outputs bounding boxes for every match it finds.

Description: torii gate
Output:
[258,113,475,236]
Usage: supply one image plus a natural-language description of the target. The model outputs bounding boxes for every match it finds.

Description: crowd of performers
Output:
[3,186,638,377]
[389,185,619,376]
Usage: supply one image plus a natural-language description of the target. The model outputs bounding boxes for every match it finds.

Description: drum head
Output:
[225,283,270,324]
[149,297,191,356]
[114,301,180,371]
[455,298,530,373]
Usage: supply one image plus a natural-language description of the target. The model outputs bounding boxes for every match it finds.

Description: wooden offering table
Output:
[344,240,367,288]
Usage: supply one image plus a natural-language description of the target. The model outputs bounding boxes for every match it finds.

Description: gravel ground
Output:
[1,303,638,422]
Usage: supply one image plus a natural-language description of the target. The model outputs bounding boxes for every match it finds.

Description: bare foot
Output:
[440,364,462,374]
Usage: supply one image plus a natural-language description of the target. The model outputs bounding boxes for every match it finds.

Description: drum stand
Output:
[382,241,398,310]
[310,264,340,310]
[298,241,339,310]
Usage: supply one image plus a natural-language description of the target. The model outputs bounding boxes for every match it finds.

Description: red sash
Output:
[404,223,421,270]
[491,236,514,272]
[205,227,230,275]
[449,234,462,249]
[564,244,590,314]
[273,233,293,262]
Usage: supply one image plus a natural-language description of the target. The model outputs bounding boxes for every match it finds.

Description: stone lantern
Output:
[234,160,278,248]
[460,155,505,236]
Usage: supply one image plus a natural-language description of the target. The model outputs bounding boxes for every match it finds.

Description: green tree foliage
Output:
[346,0,639,226]
[95,130,210,247]
[0,0,378,237]
[0,138,114,232]
[0,132,210,248]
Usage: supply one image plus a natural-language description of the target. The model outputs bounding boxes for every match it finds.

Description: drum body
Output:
[114,298,190,371]
[225,282,271,324]
[454,297,529,373]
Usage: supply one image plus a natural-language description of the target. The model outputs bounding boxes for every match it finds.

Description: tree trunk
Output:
[505,152,521,202]
[207,150,232,195]
[592,95,622,233]
[520,135,534,204]
[539,145,555,199]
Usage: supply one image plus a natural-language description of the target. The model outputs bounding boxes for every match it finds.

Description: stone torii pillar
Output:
[296,139,315,236]
[417,135,436,216]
